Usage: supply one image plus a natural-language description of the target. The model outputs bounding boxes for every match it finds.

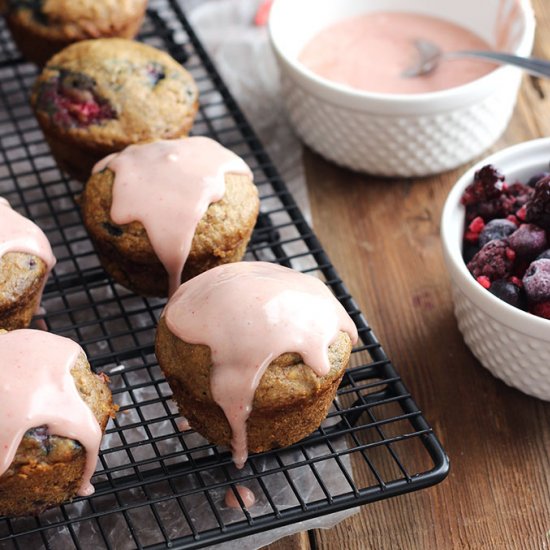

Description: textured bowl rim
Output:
[268,0,535,107]
[441,137,550,341]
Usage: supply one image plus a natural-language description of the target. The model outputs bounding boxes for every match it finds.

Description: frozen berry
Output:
[527,171,550,188]
[461,165,504,206]
[467,239,514,282]
[523,259,550,303]
[536,249,550,261]
[508,223,547,260]
[506,182,534,210]
[488,279,525,308]
[530,301,550,319]
[478,218,517,247]
[525,176,550,230]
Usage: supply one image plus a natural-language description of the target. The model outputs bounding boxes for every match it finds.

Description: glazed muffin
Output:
[81,137,259,297]
[0,0,148,66]
[0,198,56,330]
[30,38,199,181]
[0,329,115,516]
[155,262,358,468]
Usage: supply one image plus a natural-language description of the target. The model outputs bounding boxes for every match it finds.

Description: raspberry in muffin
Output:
[30,38,199,181]
[0,0,148,66]
[81,137,259,297]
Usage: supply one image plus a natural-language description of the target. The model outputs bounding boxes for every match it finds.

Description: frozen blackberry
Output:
[508,223,547,261]
[461,165,504,206]
[525,176,550,230]
[467,239,514,282]
[488,279,525,309]
[523,259,550,303]
[478,218,517,247]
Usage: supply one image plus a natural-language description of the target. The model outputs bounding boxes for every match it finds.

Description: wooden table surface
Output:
[266,1,550,548]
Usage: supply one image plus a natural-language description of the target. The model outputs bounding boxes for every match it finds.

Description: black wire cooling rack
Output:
[0,1,449,548]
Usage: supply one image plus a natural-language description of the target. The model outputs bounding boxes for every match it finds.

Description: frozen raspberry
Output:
[488,279,525,308]
[525,176,550,230]
[530,301,550,319]
[461,165,504,206]
[527,171,550,188]
[523,259,550,303]
[467,239,514,282]
[508,223,548,261]
[478,218,517,247]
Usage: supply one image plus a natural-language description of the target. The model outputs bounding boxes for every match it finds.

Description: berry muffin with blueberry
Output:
[0,329,116,516]
[81,137,259,297]
[30,38,199,181]
[0,197,56,330]
[0,0,148,66]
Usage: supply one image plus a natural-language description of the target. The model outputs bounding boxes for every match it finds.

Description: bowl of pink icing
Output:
[268,0,535,177]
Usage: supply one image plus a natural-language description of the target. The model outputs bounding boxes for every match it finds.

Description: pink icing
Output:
[299,12,495,94]
[225,485,256,508]
[164,261,358,468]
[0,329,103,497]
[93,137,253,297]
[0,199,56,310]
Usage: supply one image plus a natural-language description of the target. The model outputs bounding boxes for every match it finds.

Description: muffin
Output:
[155,261,358,468]
[0,0,148,66]
[0,329,115,516]
[81,137,259,297]
[30,38,199,181]
[0,198,56,330]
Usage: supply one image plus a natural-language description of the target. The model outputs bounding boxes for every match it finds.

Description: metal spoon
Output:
[403,39,550,79]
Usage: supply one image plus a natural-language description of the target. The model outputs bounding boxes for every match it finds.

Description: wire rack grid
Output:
[0,1,449,548]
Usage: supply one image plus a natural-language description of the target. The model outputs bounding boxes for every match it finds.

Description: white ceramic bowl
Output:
[269,0,535,177]
[441,138,550,401]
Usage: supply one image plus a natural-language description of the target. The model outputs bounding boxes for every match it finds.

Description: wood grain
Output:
[266,0,550,548]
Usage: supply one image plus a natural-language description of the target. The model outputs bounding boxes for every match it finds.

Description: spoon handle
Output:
[447,51,550,78]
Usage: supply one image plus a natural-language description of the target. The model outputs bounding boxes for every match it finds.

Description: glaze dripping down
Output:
[0,198,56,311]
[93,137,253,297]
[164,262,358,468]
[0,330,103,496]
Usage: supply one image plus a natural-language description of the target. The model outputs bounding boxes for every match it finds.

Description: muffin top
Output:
[161,261,358,467]
[1,0,147,40]
[0,329,113,496]
[31,39,199,149]
[89,137,253,296]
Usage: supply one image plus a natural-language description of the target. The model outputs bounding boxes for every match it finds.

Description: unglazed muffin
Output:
[0,198,56,330]
[30,38,199,181]
[0,0,148,66]
[0,329,115,516]
[155,262,358,468]
[81,138,259,297]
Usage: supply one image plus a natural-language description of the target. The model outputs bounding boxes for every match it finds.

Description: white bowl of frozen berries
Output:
[441,138,550,401]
